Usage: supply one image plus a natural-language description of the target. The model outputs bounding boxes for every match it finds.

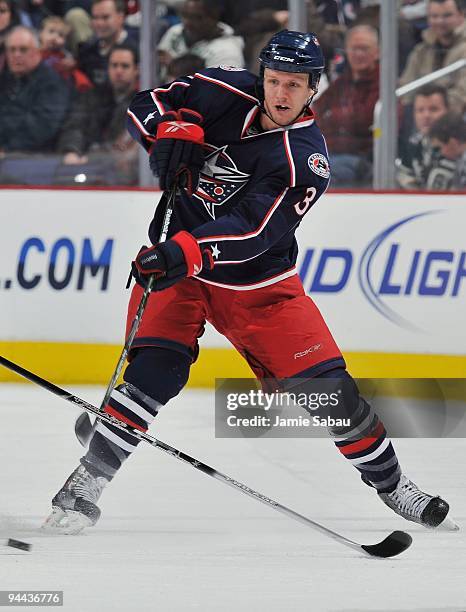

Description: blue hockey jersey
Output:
[127,67,330,290]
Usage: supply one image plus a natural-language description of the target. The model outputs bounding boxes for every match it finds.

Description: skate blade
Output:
[437,516,460,532]
[41,507,93,535]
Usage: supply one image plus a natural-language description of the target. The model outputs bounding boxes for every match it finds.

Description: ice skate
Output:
[378,474,455,529]
[42,464,108,535]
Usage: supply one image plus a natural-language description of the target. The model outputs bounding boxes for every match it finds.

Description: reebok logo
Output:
[142,253,158,264]
[164,122,192,134]
[143,111,157,125]
[294,343,322,359]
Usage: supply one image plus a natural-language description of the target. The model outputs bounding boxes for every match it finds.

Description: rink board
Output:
[0,187,465,383]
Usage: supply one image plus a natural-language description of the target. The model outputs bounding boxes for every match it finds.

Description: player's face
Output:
[428,0,464,40]
[262,69,313,129]
[5,30,41,76]
[91,0,125,41]
[108,49,138,93]
[414,93,448,135]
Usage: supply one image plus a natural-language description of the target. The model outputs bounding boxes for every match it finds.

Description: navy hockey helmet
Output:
[258,30,324,93]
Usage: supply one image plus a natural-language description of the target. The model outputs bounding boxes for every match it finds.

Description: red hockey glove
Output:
[131,231,214,291]
[149,108,205,195]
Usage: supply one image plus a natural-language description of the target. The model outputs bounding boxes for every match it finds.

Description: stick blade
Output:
[75,412,93,447]
[361,530,412,558]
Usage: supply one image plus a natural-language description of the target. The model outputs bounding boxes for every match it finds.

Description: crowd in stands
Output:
[0,0,464,189]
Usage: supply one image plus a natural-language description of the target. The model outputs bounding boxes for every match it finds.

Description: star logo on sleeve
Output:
[211,244,221,259]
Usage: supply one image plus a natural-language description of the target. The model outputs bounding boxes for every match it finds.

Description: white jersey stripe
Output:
[95,421,138,453]
[196,267,297,291]
[197,188,288,244]
[241,106,259,138]
[150,90,165,115]
[283,130,296,187]
[151,81,190,115]
[127,109,150,136]
[194,73,259,103]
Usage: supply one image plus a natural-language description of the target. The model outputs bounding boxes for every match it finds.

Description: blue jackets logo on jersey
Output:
[194,145,250,219]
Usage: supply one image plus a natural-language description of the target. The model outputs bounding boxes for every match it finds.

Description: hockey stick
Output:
[75,182,178,447]
[0,355,412,559]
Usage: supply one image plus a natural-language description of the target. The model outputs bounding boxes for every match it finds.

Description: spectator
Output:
[228,1,287,73]
[64,3,93,56]
[400,0,428,42]
[397,84,449,189]
[158,0,244,79]
[0,0,22,72]
[429,112,466,188]
[400,0,466,114]
[16,0,52,29]
[401,0,428,21]
[77,0,138,85]
[353,2,417,74]
[165,52,205,81]
[57,43,139,184]
[238,1,347,76]
[313,24,379,186]
[0,26,70,153]
[221,0,287,31]
[317,0,362,26]
[40,15,92,92]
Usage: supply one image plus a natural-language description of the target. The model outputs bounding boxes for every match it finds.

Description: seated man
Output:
[56,43,139,185]
[396,84,450,189]
[0,26,70,153]
[158,0,244,80]
[77,0,138,86]
[312,24,379,187]
[429,112,466,189]
[400,0,466,115]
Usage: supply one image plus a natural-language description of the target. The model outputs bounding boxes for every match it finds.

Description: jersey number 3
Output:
[294,187,317,216]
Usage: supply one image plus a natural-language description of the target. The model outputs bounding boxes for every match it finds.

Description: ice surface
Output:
[1,384,465,612]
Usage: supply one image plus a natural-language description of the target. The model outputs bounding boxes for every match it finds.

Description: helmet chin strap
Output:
[261,91,316,129]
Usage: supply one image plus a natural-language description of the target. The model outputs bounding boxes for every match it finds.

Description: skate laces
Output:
[70,466,107,504]
[388,475,431,519]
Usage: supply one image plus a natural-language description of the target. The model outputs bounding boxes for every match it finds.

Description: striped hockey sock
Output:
[332,398,401,493]
[81,383,161,480]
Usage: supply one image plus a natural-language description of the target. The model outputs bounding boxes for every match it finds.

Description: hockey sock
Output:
[81,382,161,480]
[332,395,402,493]
[81,347,191,480]
[317,368,401,493]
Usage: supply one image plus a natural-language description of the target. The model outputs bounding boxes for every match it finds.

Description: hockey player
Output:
[44,30,451,535]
